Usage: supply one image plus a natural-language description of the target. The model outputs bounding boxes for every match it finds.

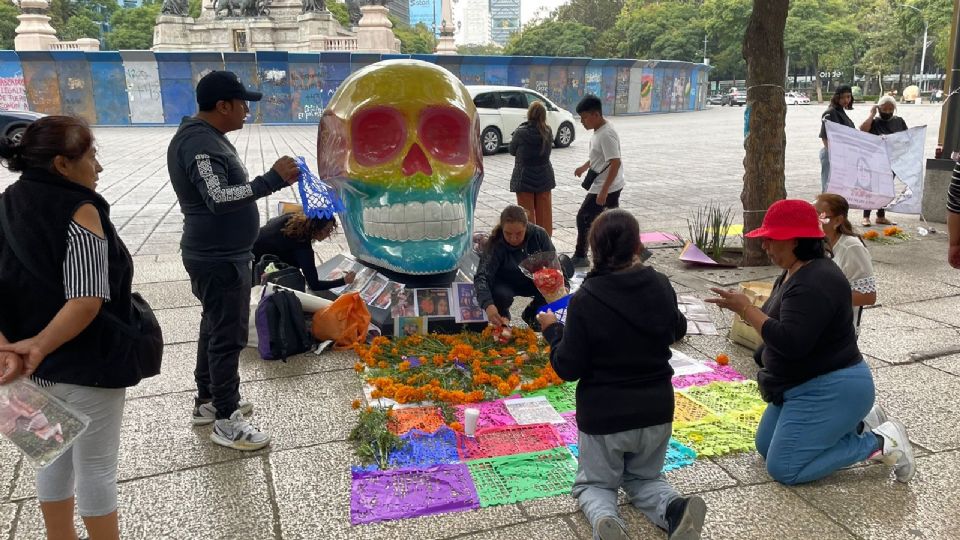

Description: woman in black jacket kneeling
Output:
[537,209,706,540]
[509,101,556,236]
[474,205,557,331]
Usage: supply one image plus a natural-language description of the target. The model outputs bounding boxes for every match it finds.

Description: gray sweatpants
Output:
[573,422,679,537]
[36,384,126,517]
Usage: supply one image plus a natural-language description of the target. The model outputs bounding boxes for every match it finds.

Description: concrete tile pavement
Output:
[0,104,958,538]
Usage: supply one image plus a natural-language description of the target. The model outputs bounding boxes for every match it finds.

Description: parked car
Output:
[785,92,811,105]
[708,93,725,105]
[0,109,45,145]
[466,86,577,155]
[721,89,747,107]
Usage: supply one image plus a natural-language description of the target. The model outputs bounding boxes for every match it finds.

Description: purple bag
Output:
[255,290,313,361]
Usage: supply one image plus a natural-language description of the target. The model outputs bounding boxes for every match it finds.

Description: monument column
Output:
[356,4,399,53]
[435,0,456,55]
[14,0,58,51]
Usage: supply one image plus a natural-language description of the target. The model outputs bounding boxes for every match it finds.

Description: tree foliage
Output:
[0,0,19,50]
[491,0,953,93]
[503,20,596,57]
[391,19,436,54]
[457,43,504,55]
[107,3,160,50]
[328,0,350,28]
[62,14,100,41]
[614,0,702,61]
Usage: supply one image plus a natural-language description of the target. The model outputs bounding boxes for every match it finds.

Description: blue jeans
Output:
[819,146,830,192]
[755,361,879,485]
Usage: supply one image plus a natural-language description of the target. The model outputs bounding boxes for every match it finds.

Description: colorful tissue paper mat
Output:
[350,354,765,525]
[350,464,480,525]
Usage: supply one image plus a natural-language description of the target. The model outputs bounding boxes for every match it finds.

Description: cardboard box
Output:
[728,281,774,351]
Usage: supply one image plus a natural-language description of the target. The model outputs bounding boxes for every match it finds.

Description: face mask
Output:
[879,112,894,120]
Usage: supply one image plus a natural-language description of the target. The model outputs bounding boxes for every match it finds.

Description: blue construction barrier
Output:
[0,51,710,125]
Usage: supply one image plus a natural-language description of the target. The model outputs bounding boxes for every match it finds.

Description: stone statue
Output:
[301,0,325,13]
[160,0,188,16]
[346,0,361,24]
[215,0,270,17]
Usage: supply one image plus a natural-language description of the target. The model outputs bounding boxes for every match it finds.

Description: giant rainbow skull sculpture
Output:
[316,60,483,275]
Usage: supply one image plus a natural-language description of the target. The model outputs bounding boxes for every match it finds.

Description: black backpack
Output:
[254,254,307,292]
[255,290,313,360]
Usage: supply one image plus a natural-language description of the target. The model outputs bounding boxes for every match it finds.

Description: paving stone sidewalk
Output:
[0,104,958,539]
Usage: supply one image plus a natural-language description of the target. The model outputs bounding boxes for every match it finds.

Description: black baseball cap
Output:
[196,71,263,110]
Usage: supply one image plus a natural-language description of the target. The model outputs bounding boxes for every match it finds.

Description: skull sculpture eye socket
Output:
[351,106,407,167]
[418,106,471,165]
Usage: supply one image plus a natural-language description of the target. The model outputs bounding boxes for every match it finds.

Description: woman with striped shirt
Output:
[0,116,131,540]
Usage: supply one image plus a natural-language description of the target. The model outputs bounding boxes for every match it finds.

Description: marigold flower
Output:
[354,362,365,373]
[351,399,361,409]
[864,230,880,240]
[449,421,463,432]
[716,353,730,366]
[398,361,411,372]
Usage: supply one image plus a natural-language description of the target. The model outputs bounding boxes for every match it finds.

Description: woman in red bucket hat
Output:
[707,199,916,485]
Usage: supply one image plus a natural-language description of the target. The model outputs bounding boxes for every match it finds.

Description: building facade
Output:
[408,0,439,35]
[488,0,518,46]
[459,0,489,45]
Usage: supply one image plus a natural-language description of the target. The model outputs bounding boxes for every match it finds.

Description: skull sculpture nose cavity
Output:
[402,143,433,177]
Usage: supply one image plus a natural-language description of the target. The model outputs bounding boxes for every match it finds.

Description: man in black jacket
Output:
[168,71,299,451]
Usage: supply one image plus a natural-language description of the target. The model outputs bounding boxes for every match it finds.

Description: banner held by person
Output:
[825,123,926,213]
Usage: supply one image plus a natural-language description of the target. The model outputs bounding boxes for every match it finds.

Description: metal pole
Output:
[921,20,928,92]
[941,0,960,156]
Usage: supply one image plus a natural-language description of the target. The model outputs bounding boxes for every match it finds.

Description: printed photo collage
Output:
[323,258,488,336]
[677,295,719,335]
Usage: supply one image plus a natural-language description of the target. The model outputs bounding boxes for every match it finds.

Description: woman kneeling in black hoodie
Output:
[538,209,706,540]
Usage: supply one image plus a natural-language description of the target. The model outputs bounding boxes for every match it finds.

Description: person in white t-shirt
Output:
[572,95,625,267]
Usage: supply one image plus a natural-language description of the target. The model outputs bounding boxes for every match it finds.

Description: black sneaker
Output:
[570,255,590,268]
[521,304,542,332]
[666,495,706,540]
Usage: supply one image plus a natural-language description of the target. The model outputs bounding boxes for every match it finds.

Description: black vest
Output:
[0,169,135,386]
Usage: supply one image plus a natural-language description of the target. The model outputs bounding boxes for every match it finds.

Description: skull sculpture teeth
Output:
[316,60,483,275]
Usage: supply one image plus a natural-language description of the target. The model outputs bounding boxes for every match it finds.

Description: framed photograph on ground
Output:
[359,273,389,304]
[395,316,428,336]
[414,288,453,317]
[451,283,487,323]
[341,267,375,295]
[326,258,364,295]
[390,287,416,317]
[373,282,402,311]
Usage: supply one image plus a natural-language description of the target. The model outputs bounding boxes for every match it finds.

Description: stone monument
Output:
[434,0,456,55]
[354,4,400,54]
[15,0,99,51]
[153,0,398,52]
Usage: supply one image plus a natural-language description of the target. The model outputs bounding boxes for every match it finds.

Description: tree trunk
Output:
[741,0,789,267]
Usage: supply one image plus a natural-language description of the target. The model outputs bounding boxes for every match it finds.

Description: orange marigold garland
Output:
[354,327,562,405]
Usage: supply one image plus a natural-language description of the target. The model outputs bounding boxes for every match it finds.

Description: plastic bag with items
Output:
[518,251,568,304]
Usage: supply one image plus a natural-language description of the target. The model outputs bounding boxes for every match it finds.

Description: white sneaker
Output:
[211,410,271,451]
[872,420,916,482]
[192,399,254,426]
[862,404,888,433]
